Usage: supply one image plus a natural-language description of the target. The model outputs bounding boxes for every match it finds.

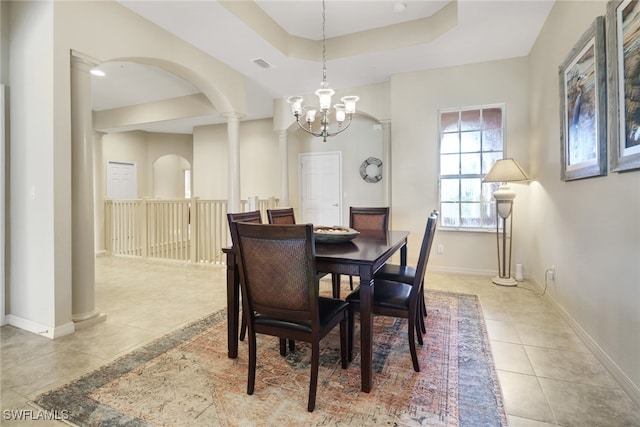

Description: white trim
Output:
[1,84,5,326]
[6,314,75,339]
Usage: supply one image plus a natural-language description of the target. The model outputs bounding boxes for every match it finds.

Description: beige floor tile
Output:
[508,415,558,427]
[491,341,535,375]
[497,370,556,423]
[525,346,618,388]
[514,323,590,353]
[2,347,106,398]
[539,377,640,427]
[485,319,521,344]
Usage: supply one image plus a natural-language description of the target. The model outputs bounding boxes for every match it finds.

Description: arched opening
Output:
[153,154,191,199]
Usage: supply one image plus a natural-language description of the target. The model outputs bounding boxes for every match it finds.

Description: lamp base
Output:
[492,276,518,287]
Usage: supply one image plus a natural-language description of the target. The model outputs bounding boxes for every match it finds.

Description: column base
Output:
[73,310,107,331]
[492,276,518,287]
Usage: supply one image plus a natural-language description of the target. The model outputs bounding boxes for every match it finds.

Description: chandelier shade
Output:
[287,0,359,142]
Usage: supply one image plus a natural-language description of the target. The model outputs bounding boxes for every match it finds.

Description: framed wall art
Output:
[559,16,608,181]
[607,0,640,172]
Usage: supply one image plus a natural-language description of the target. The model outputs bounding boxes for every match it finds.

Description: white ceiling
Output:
[92,0,555,134]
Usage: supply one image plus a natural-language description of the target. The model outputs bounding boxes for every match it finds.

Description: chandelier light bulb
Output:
[286,0,359,142]
[334,104,346,123]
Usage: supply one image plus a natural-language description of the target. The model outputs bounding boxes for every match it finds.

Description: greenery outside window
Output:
[439,105,505,230]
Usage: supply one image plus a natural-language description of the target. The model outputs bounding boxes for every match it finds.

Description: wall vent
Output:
[252,58,273,69]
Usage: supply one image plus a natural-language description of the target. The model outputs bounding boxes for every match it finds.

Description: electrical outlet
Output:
[437,244,444,254]
[547,265,556,281]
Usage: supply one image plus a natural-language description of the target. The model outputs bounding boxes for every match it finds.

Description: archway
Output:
[153,154,191,199]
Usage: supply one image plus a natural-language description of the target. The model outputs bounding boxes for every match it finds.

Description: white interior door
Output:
[299,152,342,225]
[106,161,137,199]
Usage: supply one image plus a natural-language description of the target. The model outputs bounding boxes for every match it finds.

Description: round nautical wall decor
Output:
[359,157,383,183]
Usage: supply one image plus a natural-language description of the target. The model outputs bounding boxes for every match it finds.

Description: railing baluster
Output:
[103,197,278,264]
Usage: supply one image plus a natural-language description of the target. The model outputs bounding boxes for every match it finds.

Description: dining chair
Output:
[266,207,296,224]
[345,211,438,372]
[374,210,439,335]
[346,207,390,292]
[229,221,349,412]
[226,210,267,344]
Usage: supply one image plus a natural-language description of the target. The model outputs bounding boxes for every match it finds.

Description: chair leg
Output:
[332,274,341,299]
[416,312,424,346]
[340,315,348,369]
[240,315,247,341]
[247,331,257,394]
[349,275,354,290]
[279,338,287,356]
[407,314,420,372]
[308,341,320,412]
[289,339,295,352]
[347,306,355,362]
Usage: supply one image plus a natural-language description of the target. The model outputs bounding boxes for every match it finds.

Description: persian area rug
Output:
[33,291,507,426]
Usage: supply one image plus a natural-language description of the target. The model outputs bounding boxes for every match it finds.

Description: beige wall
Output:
[102,131,192,198]
[192,119,279,201]
[390,57,531,274]
[4,0,247,335]
[529,0,639,396]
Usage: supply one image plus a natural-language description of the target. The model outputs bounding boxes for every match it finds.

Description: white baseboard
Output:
[527,278,640,406]
[5,314,75,339]
[429,265,496,276]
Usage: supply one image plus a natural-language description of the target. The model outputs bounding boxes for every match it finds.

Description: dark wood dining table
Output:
[223,229,409,393]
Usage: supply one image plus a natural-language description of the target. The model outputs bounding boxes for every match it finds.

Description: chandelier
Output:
[287,0,359,142]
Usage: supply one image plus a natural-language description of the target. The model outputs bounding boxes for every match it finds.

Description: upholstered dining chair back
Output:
[349,207,390,231]
[228,222,349,412]
[267,207,296,224]
[233,223,315,318]
[413,211,439,290]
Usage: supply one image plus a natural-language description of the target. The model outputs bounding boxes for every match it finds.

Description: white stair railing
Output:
[105,197,279,264]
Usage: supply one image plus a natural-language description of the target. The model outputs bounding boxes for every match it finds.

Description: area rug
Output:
[33,291,507,426]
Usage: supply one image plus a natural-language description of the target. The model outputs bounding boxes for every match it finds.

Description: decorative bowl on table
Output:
[313,226,360,244]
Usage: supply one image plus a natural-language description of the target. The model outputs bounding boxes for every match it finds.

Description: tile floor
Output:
[1,256,639,426]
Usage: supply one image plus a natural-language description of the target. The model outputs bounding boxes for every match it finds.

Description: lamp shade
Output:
[483,158,529,183]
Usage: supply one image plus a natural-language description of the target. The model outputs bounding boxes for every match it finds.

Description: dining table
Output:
[223,228,409,393]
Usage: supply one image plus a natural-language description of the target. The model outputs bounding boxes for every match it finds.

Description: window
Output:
[439,105,505,230]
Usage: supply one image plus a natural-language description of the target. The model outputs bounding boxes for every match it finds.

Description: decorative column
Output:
[278,130,290,207]
[381,120,392,207]
[70,53,105,328]
[93,131,106,254]
[224,112,243,213]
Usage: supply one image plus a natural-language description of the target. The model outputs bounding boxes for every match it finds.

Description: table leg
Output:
[400,243,407,266]
[359,273,374,393]
[226,252,239,359]
[332,273,341,299]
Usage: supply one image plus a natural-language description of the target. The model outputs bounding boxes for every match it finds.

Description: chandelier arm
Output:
[294,115,323,138]
[325,115,355,137]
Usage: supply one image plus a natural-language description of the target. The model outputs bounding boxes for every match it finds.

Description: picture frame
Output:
[606,0,640,172]
[559,16,608,181]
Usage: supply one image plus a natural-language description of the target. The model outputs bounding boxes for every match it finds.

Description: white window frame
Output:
[438,104,506,231]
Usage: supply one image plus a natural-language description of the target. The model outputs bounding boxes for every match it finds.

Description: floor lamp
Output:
[483,158,529,286]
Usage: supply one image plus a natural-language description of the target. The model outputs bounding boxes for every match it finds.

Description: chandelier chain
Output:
[322,0,327,84]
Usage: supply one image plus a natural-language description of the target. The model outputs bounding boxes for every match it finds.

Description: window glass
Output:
[438,105,505,230]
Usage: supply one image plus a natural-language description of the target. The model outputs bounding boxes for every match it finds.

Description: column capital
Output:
[221,112,245,121]
[71,51,100,72]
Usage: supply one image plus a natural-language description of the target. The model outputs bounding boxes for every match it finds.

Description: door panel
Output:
[106,161,137,200]
[299,152,342,225]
